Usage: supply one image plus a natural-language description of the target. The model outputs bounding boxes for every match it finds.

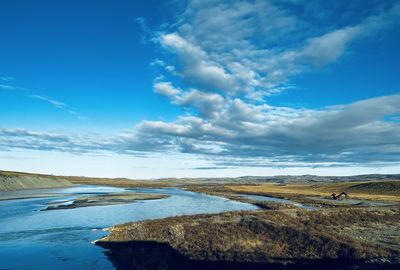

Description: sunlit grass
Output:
[227,181,400,202]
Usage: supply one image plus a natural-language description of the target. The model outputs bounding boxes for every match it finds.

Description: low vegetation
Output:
[226,181,400,202]
[96,179,400,268]
[97,207,399,264]
[2,170,399,268]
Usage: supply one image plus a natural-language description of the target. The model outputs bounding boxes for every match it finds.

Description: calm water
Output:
[0,185,258,270]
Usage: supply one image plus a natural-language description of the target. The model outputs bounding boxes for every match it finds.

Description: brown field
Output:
[226,181,400,202]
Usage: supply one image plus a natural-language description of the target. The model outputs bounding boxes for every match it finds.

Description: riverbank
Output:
[2,170,399,269]
[96,207,400,269]
[185,180,400,209]
[0,185,257,270]
[94,180,400,269]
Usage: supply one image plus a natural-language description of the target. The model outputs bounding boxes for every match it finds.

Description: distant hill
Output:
[0,170,169,191]
[1,170,399,191]
[0,170,72,191]
[158,173,400,184]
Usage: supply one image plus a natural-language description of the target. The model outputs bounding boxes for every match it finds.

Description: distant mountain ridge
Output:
[156,174,400,184]
[1,170,399,191]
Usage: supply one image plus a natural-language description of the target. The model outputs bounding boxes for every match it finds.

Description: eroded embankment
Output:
[96,207,400,269]
[0,171,72,191]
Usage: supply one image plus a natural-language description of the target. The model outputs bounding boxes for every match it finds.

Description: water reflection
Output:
[0,186,258,270]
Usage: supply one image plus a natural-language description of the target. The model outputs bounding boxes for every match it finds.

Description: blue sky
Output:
[1,0,400,178]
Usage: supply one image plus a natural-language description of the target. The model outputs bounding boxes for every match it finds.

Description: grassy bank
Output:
[96,207,400,268]
[96,180,400,269]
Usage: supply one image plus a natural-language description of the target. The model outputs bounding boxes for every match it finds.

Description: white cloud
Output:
[298,26,361,68]
[3,1,400,174]
[28,95,66,109]
[0,77,87,120]
[154,1,400,100]
[153,81,181,98]
[3,94,399,167]
[160,33,235,94]
[180,89,225,119]
[132,94,400,165]
[27,94,88,120]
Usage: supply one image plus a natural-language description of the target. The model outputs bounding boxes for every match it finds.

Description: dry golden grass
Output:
[226,181,400,202]
[98,207,400,262]
[67,176,173,188]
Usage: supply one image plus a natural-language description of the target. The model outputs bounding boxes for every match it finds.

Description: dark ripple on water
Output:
[0,226,99,242]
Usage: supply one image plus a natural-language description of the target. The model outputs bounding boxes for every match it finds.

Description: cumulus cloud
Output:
[136,0,400,168]
[154,0,400,99]
[160,33,235,94]
[153,81,181,99]
[133,94,400,165]
[3,1,400,170]
[2,95,400,167]
[180,90,225,119]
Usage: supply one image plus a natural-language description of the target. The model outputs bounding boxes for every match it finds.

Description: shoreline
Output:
[42,192,169,210]
[93,181,400,269]
[95,207,400,269]
[2,171,399,269]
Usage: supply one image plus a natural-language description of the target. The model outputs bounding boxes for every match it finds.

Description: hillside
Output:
[0,170,171,191]
[0,170,72,191]
[1,169,399,192]
[160,174,400,184]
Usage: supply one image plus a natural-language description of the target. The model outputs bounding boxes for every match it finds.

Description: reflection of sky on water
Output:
[0,186,257,270]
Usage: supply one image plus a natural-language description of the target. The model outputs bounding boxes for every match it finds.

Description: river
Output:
[0,185,258,269]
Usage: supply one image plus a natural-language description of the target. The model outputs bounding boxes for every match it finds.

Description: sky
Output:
[1,0,400,179]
